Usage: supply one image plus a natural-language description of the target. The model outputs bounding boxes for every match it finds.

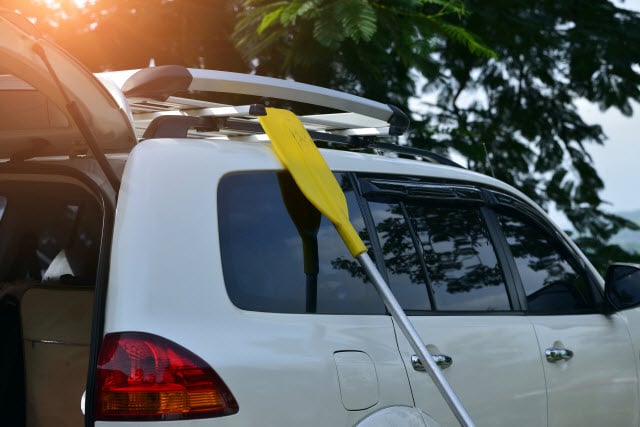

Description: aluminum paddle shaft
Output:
[357,253,475,427]
[259,107,474,427]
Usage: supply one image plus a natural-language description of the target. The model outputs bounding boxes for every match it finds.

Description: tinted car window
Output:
[408,204,510,311]
[218,172,385,314]
[369,201,431,311]
[497,211,595,314]
[369,197,511,312]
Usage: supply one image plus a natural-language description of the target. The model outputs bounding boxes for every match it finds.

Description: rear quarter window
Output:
[218,171,385,315]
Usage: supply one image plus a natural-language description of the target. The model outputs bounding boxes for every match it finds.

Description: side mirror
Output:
[605,263,640,311]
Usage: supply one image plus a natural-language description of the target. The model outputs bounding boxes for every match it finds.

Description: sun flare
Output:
[42,0,89,9]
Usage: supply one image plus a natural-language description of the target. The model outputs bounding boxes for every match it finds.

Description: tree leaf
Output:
[334,0,377,42]
[257,7,285,34]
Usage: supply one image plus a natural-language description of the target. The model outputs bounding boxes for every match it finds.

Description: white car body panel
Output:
[105,139,414,425]
[395,316,547,426]
[104,136,640,427]
[532,313,639,426]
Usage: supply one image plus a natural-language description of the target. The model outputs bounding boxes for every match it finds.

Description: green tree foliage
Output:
[423,0,640,270]
[234,0,640,270]
[235,0,493,59]
[233,0,494,99]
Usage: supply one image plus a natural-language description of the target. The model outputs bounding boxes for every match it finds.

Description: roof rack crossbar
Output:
[133,103,266,123]
[140,114,462,167]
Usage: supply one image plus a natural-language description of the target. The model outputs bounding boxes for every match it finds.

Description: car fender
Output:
[355,406,441,427]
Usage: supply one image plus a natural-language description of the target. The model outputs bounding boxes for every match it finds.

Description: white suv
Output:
[1,9,640,427]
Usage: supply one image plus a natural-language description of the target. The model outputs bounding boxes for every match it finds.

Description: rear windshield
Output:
[0,74,69,131]
[218,171,385,315]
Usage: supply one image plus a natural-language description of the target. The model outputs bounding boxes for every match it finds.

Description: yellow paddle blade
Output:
[258,107,367,257]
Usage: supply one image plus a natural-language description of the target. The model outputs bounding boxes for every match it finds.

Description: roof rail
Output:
[98,66,462,168]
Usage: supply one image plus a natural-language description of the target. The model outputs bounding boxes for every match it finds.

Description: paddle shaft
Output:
[357,252,475,427]
[257,108,474,426]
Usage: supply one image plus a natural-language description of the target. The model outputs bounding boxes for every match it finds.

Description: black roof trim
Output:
[387,104,410,135]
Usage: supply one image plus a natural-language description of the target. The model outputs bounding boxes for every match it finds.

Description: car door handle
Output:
[545,347,574,363]
[411,353,453,371]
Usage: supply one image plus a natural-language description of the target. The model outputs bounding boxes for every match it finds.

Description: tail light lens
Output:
[95,332,238,421]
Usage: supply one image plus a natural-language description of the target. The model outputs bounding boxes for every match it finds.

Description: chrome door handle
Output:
[545,347,573,363]
[411,353,453,371]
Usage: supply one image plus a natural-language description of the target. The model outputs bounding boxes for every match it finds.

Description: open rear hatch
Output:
[0,10,136,164]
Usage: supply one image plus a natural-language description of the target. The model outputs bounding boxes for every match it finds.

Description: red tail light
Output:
[94,332,239,421]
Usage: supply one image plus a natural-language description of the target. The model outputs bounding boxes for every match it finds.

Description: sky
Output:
[582,100,640,213]
[590,0,640,214]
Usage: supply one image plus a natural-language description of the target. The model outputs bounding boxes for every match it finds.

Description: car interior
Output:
[0,172,103,427]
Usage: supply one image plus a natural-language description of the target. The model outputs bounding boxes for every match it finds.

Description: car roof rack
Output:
[98,65,462,168]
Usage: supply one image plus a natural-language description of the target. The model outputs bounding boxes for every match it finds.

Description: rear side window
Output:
[218,172,385,314]
[368,201,432,311]
[370,199,511,312]
[408,203,509,311]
